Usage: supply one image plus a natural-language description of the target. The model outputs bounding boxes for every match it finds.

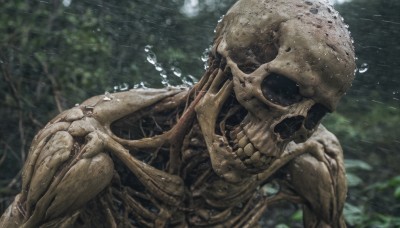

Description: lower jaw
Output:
[217,102,278,174]
[227,125,276,174]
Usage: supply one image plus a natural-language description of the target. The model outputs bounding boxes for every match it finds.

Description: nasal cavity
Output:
[274,116,305,139]
[305,103,329,130]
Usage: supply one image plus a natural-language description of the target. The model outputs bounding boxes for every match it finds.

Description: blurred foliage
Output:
[322,0,400,227]
[0,0,399,227]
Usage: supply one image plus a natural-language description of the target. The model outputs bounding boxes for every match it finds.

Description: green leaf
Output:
[291,209,303,221]
[343,203,363,226]
[394,186,400,199]
[388,175,400,187]
[344,159,373,171]
[346,173,363,187]
[275,224,290,228]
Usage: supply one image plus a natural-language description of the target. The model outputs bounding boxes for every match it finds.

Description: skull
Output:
[196,0,356,182]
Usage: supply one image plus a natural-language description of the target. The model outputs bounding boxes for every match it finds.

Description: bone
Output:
[238,136,249,149]
[229,131,236,140]
[236,148,245,158]
[229,124,239,136]
[236,130,245,141]
[250,151,261,162]
[244,143,255,157]
[244,159,252,165]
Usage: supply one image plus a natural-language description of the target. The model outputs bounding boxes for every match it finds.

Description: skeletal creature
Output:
[0,0,356,227]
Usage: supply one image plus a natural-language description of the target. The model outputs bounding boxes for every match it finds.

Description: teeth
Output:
[250,151,261,162]
[238,136,248,148]
[237,131,245,140]
[236,148,245,158]
[230,125,274,171]
[244,143,254,157]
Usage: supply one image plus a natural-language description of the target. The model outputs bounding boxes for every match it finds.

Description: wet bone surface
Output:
[0,0,355,227]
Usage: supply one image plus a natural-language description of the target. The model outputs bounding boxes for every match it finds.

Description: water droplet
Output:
[119,83,129,91]
[201,47,211,62]
[188,75,198,83]
[202,47,212,70]
[181,77,192,87]
[160,70,167,78]
[62,0,71,7]
[144,45,152,53]
[171,67,182,77]
[140,82,147,88]
[155,63,163,71]
[181,74,198,87]
[75,103,80,107]
[103,91,113,101]
[113,85,118,92]
[146,51,157,65]
[358,63,368,73]
[217,15,225,23]
[161,78,170,86]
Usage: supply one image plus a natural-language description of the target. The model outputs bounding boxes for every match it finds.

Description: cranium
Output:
[196,0,355,182]
[0,0,356,227]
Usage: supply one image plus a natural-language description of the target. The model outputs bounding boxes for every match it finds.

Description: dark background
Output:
[0,0,399,227]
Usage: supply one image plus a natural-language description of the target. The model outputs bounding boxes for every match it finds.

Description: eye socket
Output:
[304,103,330,130]
[261,73,302,106]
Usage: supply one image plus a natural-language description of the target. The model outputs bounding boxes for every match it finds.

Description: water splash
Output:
[113,83,129,92]
[202,46,212,70]
[62,0,71,7]
[217,14,225,23]
[119,83,129,91]
[144,45,152,53]
[171,66,182,77]
[146,51,157,65]
[133,82,148,89]
[181,74,198,87]
[155,63,163,72]
[160,70,167,78]
[103,91,113,101]
[201,47,210,62]
[358,63,369,74]
[142,45,197,87]
[144,45,170,85]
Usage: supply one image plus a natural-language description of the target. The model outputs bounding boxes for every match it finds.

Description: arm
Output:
[280,125,347,228]
[0,88,185,227]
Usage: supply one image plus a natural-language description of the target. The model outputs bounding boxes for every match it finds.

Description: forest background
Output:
[0,0,399,227]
